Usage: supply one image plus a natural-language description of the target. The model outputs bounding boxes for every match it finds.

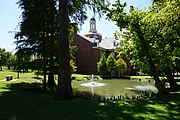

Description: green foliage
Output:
[5,52,17,69]
[97,54,127,73]
[16,0,110,99]
[0,48,17,70]
[106,0,180,94]
[0,48,7,70]
[97,53,107,73]
[142,0,180,70]
[15,48,32,72]
[116,57,127,72]
[70,60,77,73]
[107,0,180,74]
[106,54,117,72]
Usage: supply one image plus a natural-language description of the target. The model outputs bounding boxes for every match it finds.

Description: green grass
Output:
[131,76,153,79]
[0,84,180,120]
[0,68,180,120]
[0,68,17,80]
[0,67,39,81]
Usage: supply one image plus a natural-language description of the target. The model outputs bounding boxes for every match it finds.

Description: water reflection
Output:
[72,79,158,98]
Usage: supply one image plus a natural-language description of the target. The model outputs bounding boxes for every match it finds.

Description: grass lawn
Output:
[0,85,180,120]
[0,68,180,120]
[131,76,153,79]
[0,67,38,81]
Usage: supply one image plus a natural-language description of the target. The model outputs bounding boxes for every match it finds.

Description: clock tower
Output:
[85,18,102,41]
[89,18,97,33]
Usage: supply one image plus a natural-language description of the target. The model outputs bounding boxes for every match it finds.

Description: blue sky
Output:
[0,0,152,52]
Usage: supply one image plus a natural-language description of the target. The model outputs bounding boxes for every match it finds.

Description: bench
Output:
[6,75,13,81]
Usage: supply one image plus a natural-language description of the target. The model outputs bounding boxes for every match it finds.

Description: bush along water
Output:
[74,90,158,102]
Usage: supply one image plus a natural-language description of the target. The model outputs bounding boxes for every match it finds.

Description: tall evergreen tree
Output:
[116,57,127,72]
[16,0,109,100]
[16,0,58,91]
[55,0,73,100]
[55,0,110,100]
[97,53,107,73]
[106,54,117,73]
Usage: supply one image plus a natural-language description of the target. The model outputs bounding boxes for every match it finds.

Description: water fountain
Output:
[81,74,106,96]
[81,74,106,87]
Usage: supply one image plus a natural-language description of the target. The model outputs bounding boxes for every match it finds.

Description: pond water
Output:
[72,79,158,98]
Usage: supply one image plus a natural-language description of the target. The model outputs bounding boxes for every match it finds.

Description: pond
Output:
[72,79,158,98]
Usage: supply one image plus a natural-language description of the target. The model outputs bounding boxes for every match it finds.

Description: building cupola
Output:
[89,17,97,33]
[85,17,102,41]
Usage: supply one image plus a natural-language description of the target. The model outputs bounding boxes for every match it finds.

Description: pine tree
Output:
[106,54,117,72]
[97,53,107,73]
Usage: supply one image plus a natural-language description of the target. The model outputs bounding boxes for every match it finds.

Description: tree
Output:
[5,52,17,70]
[70,60,77,73]
[106,54,117,73]
[15,48,32,72]
[116,57,127,72]
[97,53,107,73]
[16,0,109,100]
[55,0,73,100]
[160,1,179,89]
[55,0,110,100]
[0,48,7,71]
[116,57,127,78]
[16,0,59,91]
[143,0,180,89]
[107,0,169,95]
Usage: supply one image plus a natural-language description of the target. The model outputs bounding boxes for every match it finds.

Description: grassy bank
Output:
[0,68,180,120]
[0,83,180,120]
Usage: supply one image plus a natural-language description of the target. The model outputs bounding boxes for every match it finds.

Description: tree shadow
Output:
[0,82,180,120]
[175,79,180,82]
[32,76,42,80]
[3,82,43,93]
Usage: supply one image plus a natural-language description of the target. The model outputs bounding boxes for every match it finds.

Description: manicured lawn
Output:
[0,68,17,80]
[131,76,153,79]
[0,67,38,81]
[0,83,180,120]
[0,68,180,120]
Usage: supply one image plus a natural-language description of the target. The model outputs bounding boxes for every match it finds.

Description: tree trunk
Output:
[8,66,10,70]
[43,41,47,93]
[148,59,169,95]
[165,68,179,90]
[48,56,55,89]
[48,72,55,89]
[17,52,20,78]
[134,20,168,96]
[55,0,73,100]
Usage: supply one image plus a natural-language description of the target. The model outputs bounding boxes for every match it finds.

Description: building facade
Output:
[72,18,136,76]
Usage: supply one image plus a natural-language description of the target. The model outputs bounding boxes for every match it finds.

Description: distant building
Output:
[72,18,136,76]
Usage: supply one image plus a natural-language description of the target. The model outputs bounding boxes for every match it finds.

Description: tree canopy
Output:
[15,0,110,100]
[107,0,180,95]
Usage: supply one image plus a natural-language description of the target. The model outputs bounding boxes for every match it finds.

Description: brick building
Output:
[72,18,136,76]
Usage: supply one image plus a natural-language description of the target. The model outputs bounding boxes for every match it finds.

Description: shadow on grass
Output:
[32,77,42,80]
[175,79,180,82]
[4,82,43,93]
[0,82,180,120]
